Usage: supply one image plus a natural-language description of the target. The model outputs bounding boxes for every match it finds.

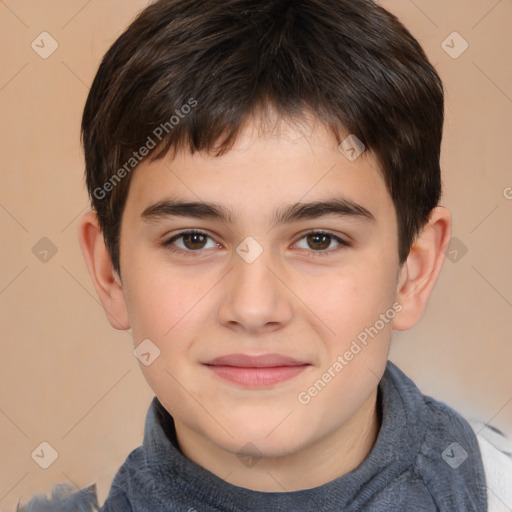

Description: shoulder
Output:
[383,363,488,509]
[99,489,133,512]
[470,421,512,512]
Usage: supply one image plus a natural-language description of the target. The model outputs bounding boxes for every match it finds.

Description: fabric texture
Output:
[471,422,512,512]
[18,361,495,511]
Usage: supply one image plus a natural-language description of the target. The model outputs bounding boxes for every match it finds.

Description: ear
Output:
[77,210,130,330]
[392,206,452,331]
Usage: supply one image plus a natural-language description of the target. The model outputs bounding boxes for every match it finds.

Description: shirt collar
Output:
[141,361,427,510]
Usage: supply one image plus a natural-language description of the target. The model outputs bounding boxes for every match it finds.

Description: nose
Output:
[216,245,294,334]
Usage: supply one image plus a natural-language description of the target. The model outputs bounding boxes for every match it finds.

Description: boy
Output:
[18,0,511,510]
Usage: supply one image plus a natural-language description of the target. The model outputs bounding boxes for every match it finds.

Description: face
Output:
[118,114,402,461]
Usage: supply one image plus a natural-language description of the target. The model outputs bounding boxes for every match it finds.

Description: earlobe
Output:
[77,210,130,330]
[392,206,452,331]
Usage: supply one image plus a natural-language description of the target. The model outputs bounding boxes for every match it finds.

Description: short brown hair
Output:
[81,0,444,275]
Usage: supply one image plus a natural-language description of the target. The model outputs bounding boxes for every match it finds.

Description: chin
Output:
[235,435,310,461]
[216,417,310,458]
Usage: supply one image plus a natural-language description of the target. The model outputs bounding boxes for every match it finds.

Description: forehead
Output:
[123,115,394,226]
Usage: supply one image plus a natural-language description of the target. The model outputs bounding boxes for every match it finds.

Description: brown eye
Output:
[306,233,332,250]
[294,231,350,256]
[181,232,208,250]
[163,231,219,254]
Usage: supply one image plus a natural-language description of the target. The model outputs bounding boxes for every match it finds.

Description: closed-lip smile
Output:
[203,353,311,387]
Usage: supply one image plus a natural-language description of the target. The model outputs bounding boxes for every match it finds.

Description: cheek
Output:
[294,266,395,427]
[302,258,398,341]
[123,261,207,342]
[125,267,210,418]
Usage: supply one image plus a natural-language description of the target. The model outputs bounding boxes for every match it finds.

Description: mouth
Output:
[203,353,311,388]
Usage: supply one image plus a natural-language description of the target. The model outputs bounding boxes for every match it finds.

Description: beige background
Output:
[0,0,511,509]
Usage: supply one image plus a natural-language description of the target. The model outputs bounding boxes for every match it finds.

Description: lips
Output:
[205,353,308,367]
[203,353,311,387]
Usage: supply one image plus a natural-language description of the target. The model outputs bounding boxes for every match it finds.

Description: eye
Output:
[161,229,350,258]
[293,231,350,256]
[163,230,220,254]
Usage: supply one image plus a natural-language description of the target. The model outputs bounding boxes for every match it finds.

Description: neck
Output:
[175,389,381,492]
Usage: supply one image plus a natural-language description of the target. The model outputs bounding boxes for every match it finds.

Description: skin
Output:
[79,111,451,492]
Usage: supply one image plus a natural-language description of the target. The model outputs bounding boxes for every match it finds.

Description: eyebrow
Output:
[140,197,376,225]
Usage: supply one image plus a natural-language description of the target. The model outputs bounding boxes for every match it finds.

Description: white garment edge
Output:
[471,421,512,512]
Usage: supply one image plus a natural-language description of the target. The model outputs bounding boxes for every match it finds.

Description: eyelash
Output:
[161,230,351,258]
